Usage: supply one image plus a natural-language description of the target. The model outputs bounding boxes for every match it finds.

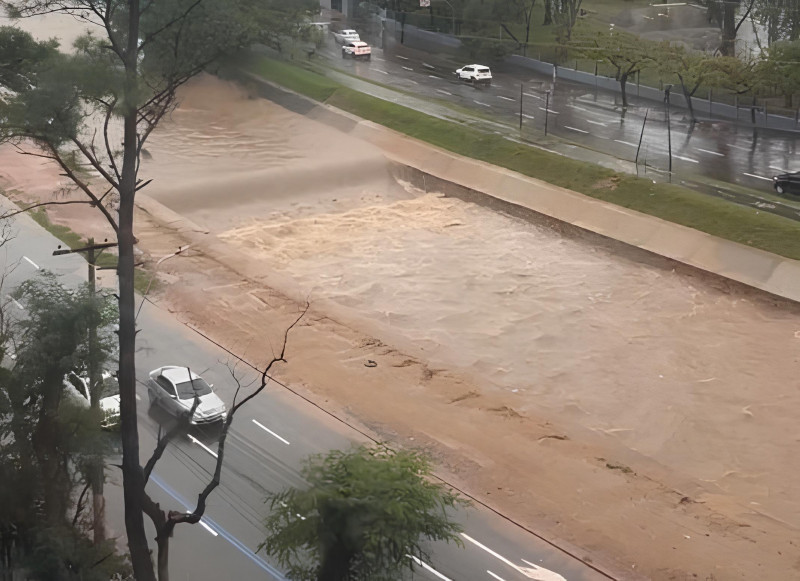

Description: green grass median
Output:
[243,56,800,261]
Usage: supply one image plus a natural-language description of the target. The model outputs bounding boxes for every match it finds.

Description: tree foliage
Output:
[0,272,125,580]
[0,0,317,577]
[260,445,467,581]
[571,29,656,108]
[756,39,800,107]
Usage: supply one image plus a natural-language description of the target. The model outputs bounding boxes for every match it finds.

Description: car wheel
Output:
[776,184,785,194]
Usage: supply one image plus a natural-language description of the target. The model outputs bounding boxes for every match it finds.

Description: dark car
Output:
[773,172,800,195]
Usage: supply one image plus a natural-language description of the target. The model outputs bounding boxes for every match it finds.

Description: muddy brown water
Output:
[139,75,800,532]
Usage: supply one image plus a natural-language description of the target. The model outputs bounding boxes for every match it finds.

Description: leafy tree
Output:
[0,0,316,577]
[0,272,126,580]
[571,29,656,109]
[656,44,726,123]
[756,39,800,107]
[260,445,467,581]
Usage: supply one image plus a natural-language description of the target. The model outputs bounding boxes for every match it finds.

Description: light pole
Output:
[544,90,551,136]
[436,0,455,35]
[664,84,672,174]
[136,245,192,320]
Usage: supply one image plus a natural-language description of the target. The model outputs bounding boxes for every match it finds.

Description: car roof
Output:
[342,29,358,34]
[351,41,368,46]
[160,366,202,384]
[464,64,489,68]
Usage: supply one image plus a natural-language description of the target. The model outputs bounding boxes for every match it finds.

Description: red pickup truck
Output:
[342,41,371,61]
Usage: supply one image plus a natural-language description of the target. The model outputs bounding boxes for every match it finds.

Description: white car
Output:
[63,371,121,430]
[342,40,371,60]
[147,366,227,425]
[333,29,360,44]
[455,64,492,86]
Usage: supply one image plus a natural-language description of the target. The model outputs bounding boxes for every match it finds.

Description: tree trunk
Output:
[156,532,170,581]
[679,78,696,124]
[92,467,106,545]
[620,71,629,109]
[318,545,353,581]
[543,0,552,25]
[719,0,739,56]
[119,0,155,578]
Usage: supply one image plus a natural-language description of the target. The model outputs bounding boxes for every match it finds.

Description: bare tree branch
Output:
[0,198,98,220]
[72,480,92,528]
[164,304,309,533]
[43,143,120,232]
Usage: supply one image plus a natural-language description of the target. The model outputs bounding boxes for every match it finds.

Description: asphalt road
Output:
[0,201,615,579]
[320,35,800,199]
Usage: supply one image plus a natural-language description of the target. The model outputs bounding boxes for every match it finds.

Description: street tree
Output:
[259,444,467,581]
[655,44,725,124]
[571,29,656,109]
[756,39,800,107]
[0,1,317,579]
[497,0,536,55]
[0,272,126,580]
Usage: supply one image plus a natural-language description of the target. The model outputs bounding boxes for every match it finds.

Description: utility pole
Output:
[545,90,551,136]
[53,237,118,545]
[635,108,649,168]
[664,85,673,175]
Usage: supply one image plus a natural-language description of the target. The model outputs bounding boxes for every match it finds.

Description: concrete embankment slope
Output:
[232,72,800,304]
[337,110,800,305]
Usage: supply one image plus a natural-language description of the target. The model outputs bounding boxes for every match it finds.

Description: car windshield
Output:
[174,377,213,399]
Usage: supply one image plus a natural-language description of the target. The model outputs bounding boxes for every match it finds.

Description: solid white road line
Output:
[436,89,453,96]
[199,520,219,537]
[564,126,589,134]
[585,119,606,126]
[743,173,773,181]
[188,434,218,458]
[675,155,700,163]
[697,148,725,157]
[402,66,413,71]
[408,555,452,580]
[497,95,515,101]
[474,100,491,107]
[460,533,567,581]
[614,139,638,147]
[487,572,507,581]
[23,256,39,270]
[252,419,290,445]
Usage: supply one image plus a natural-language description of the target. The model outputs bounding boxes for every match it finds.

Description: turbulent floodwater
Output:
[146,75,800,529]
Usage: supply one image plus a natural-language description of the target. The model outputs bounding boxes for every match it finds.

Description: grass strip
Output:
[244,56,800,261]
[25,207,152,294]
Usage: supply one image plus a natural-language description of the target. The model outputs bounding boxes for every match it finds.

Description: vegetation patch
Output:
[19,205,153,294]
